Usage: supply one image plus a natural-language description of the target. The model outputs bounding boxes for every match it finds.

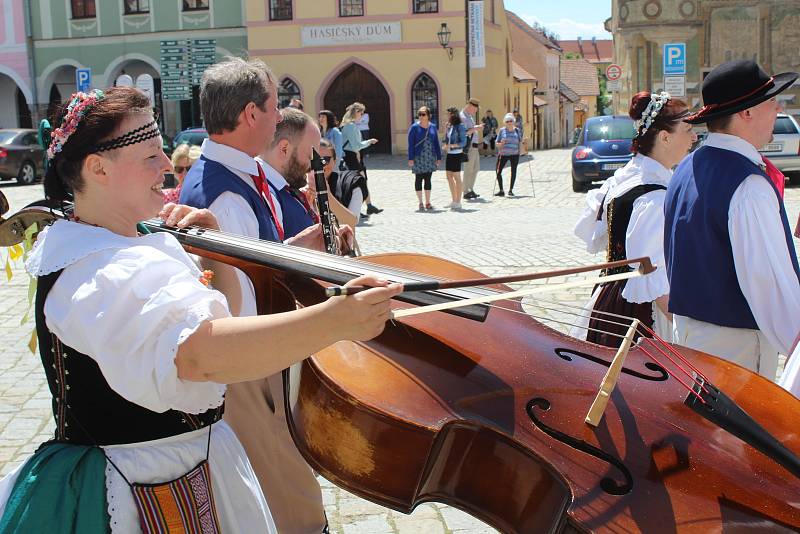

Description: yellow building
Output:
[245,0,516,154]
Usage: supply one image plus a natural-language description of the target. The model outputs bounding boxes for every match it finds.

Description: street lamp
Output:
[437,23,454,60]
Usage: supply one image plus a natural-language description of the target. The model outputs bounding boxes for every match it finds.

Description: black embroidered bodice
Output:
[600,183,667,276]
[36,270,222,446]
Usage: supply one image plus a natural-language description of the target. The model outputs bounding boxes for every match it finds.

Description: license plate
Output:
[762,143,784,152]
[602,163,625,171]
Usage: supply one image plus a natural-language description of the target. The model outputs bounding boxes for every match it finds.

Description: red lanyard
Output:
[251,165,285,241]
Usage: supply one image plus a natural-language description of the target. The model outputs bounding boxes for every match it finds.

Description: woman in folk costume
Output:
[572,91,696,348]
[0,87,400,533]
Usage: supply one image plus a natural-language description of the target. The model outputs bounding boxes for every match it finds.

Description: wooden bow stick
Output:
[389,270,641,319]
[326,256,656,297]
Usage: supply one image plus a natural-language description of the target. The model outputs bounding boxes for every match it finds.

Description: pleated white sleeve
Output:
[44,245,230,414]
[573,186,608,254]
[729,175,800,355]
[622,190,670,304]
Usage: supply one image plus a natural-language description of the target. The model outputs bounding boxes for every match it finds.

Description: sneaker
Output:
[359,213,370,221]
[472,191,480,198]
[463,192,473,200]
[494,191,505,197]
[508,190,515,197]
[366,204,383,215]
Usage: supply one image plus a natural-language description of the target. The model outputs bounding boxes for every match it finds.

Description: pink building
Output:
[0,0,33,128]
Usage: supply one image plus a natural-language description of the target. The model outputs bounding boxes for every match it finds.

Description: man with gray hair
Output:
[460,97,483,199]
[180,57,328,534]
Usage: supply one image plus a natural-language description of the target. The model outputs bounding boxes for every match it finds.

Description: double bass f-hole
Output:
[526,398,634,496]
[554,348,669,382]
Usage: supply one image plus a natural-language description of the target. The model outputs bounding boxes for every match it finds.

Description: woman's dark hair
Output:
[447,108,461,126]
[45,87,152,203]
[629,91,689,155]
[318,109,338,134]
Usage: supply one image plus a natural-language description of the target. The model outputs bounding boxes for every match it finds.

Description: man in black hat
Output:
[664,59,800,382]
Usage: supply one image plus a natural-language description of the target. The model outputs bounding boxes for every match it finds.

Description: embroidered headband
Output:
[636,91,671,138]
[47,89,105,160]
[94,120,160,153]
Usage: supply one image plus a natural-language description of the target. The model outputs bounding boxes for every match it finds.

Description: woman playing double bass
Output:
[0,86,400,533]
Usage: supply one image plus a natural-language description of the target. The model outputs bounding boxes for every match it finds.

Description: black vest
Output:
[36,270,222,446]
[600,183,667,276]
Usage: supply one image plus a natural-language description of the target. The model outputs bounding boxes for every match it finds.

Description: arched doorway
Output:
[323,63,391,153]
[45,65,78,122]
[0,75,16,127]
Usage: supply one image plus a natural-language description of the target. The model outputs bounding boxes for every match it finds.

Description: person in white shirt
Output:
[0,86,400,533]
[179,57,347,533]
[664,59,800,381]
[572,91,696,347]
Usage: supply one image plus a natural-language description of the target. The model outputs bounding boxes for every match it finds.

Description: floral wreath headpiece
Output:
[47,89,105,160]
[636,91,671,138]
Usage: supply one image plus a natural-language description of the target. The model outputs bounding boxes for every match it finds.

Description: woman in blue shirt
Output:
[407,106,442,211]
[494,113,523,196]
[341,102,382,215]
[443,107,467,210]
[318,110,344,165]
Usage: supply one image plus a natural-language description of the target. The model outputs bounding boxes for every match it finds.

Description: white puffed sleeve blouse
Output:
[26,219,229,414]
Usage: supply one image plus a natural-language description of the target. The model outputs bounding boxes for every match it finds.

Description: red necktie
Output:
[761,155,785,199]
[288,186,320,224]
[251,165,285,241]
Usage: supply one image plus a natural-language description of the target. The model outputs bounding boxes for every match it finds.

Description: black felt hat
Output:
[685,59,798,124]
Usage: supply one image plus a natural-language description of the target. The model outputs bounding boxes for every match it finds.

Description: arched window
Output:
[410,73,439,127]
[278,78,301,109]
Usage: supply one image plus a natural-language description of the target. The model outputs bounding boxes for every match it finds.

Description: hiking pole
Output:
[527,153,535,198]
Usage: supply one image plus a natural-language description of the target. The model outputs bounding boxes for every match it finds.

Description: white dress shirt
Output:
[200,139,276,317]
[672,133,800,379]
[256,157,287,226]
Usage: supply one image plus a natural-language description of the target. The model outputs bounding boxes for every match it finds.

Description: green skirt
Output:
[0,442,110,533]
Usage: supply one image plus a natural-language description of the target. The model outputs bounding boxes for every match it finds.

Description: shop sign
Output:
[301,22,402,47]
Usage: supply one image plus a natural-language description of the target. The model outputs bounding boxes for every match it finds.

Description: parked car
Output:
[172,127,208,151]
[571,116,637,192]
[0,129,45,185]
[760,113,800,183]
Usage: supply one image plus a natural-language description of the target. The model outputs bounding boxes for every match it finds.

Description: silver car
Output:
[760,113,800,183]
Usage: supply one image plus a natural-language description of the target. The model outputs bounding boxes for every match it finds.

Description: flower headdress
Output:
[636,91,671,138]
[47,89,105,160]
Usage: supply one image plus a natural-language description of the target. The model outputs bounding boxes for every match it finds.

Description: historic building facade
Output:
[608,0,800,117]
[246,0,516,154]
[0,0,34,128]
[27,0,247,135]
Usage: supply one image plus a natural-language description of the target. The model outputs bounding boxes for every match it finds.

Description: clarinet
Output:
[310,148,339,255]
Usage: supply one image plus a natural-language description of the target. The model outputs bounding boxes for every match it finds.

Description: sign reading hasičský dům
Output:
[301,22,402,47]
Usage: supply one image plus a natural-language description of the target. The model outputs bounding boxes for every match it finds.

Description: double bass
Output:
[3,198,800,533]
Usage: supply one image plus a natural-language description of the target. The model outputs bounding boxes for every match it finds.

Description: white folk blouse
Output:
[574,153,671,304]
[0,219,277,533]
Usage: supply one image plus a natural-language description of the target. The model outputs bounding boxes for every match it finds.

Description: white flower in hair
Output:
[636,91,671,138]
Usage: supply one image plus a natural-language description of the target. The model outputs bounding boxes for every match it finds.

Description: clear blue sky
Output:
[503,0,612,40]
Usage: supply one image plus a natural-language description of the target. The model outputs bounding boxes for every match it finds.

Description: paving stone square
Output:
[1,149,799,531]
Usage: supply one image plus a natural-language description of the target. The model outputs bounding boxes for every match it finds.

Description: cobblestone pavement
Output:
[2,149,800,533]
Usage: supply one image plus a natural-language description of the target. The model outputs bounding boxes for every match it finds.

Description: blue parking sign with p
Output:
[76,68,92,92]
[663,43,686,75]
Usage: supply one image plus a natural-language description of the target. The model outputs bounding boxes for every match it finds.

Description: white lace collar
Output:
[25,219,186,276]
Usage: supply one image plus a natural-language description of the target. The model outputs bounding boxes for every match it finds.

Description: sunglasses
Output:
[320,155,333,165]
[418,113,428,117]
[505,120,514,124]
[174,166,191,173]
